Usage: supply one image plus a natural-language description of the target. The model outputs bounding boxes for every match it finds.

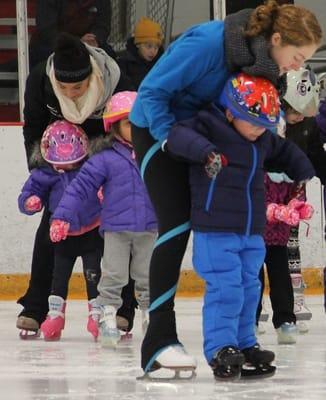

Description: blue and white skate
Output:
[99,305,121,348]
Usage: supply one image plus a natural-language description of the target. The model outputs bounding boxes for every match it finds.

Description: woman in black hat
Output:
[17,32,137,339]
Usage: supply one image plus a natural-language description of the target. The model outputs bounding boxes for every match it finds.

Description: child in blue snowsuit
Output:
[167,73,315,380]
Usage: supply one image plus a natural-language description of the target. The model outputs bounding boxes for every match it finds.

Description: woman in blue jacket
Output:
[130,0,322,377]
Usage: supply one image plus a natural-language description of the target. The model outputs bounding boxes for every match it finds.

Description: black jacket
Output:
[286,117,326,185]
[23,62,105,169]
[117,38,164,90]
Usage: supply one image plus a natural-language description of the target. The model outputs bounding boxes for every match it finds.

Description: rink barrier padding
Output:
[0,267,324,300]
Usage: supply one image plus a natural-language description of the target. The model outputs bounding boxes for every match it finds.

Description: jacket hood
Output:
[88,134,113,156]
[29,143,49,169]
[46,44,120,113]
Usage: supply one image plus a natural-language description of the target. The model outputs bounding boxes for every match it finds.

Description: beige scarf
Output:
[49,56,105,124]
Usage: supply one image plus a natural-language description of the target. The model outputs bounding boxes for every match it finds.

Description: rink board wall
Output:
[0,125,325,297]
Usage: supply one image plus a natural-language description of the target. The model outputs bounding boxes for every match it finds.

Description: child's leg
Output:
[192,232,244,364]
[97,232,131,309]
[51,250,77,299]
[129,231,157,310]
[81,248,102,301]
[265,245,295,328]
[237,235,266,350]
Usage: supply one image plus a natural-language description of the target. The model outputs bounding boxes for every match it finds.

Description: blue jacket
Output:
[52,140,157,235]
[18,167,101,231]
[130,20,229,142]
[167,105,315,235]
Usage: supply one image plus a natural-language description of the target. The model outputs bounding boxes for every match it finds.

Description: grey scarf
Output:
[224,9,287,96]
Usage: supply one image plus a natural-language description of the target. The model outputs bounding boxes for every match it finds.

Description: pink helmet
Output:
[41,120,88,165]
[103,91,137,132]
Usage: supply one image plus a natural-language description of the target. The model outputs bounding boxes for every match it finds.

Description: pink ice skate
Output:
[87,299,101,341]
[41,295,66,341]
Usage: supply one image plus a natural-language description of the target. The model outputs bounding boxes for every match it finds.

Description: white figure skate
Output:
[276,322,298,344]
[137,345,197,380]
[99,305,121,348]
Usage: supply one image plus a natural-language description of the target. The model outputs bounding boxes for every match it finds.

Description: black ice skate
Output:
[16,316,41,340]
[241,343,276,379]
[209,346,245,381]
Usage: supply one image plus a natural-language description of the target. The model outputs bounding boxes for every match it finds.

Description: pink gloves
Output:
[24,195,42,212]
[50,220,70,242]
[205,152,228,179]
[267,199,314,226]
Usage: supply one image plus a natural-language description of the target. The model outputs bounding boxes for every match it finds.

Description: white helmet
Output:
[284,68,320,117]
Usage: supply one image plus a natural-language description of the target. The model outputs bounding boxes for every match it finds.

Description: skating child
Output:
[117,17,164,90]
[256,67,323,342]
[166,73,315,380]
[18,120,103,341]
[50,91,157,347]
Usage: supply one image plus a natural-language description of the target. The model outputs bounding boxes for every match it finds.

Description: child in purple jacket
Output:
[50,91,157,348]
[18,120,103,341]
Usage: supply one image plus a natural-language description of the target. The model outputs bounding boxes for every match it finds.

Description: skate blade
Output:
[241,364,276,380]
[19,329,41,340]
[100,336,120,348]
[137,366,196,381]
[120,332,133,341]
[295,313,312,321]
[43,333,62,341]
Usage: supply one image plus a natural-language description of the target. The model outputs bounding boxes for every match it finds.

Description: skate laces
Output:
[48,296,65,319]
[89,300,101,320]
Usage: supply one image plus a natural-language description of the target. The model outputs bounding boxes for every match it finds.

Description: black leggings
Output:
[17,209,138,326]
[132,125,191,371]
[256,245,296,329]
[52,229,102,300]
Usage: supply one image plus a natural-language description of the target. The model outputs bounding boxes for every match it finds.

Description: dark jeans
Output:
[17,209,137,326]
[132,124,191,371]
[256,245,296,329]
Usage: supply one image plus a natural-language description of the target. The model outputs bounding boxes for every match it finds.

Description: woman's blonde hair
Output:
[245,0,322,47]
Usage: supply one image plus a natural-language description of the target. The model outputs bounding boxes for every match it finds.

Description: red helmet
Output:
[219,73,281,129]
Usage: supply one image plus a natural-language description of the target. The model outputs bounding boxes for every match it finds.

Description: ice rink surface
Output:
[1,296,325,400]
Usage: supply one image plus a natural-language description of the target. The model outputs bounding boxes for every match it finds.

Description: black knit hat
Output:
[53,33,92,83]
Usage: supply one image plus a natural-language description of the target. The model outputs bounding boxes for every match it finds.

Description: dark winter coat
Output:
[117,38,164,90]
[52,139,157,235]
[18,166,101,232]
[167,105,315,236]
[286,116,326,185]
[23,45,120,170]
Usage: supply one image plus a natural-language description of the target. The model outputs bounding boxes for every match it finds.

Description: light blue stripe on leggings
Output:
[140,142,161,179]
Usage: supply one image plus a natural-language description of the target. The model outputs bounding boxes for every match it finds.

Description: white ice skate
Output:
[256,323,266,335]
[138,345,197,380]
[99,305,121,348]
[17,316,41,340]
[276,322,297,344]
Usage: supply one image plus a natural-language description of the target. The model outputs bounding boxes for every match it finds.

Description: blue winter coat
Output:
[167,105,315,236]
[18,167,101,231]
[52,140,157,235]
[130,20,229,142]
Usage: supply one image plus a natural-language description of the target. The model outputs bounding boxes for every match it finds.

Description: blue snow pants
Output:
[193,232,266,363]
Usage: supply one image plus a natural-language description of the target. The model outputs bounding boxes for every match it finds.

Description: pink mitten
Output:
[50,220,70,242]
[274,205,300,226]
[24,195,42,212]
[288,199,314,220]
[266,203,279,223]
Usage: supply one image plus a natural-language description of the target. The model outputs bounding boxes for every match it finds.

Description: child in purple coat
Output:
[50,91,157,347]
[18,120,103,341]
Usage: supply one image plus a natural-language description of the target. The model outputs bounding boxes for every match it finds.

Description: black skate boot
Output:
[209,346,245,381]
[241,343,276,379]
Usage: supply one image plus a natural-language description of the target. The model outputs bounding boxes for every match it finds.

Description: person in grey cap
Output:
[16,32,137,339]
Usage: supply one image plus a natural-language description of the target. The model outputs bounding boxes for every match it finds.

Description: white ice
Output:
[1,296,326,400]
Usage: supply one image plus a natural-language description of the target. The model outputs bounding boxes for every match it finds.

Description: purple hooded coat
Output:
[52,139,157,236]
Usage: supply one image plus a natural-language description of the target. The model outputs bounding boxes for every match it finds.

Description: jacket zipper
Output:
[245,144,257,235]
